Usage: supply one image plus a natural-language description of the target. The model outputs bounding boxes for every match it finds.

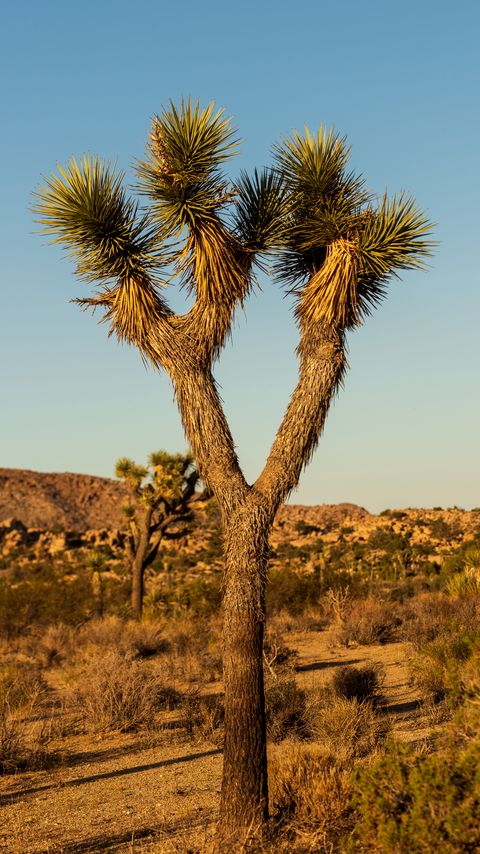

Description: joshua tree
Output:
[33,99,432,845]
[115,451,200,619]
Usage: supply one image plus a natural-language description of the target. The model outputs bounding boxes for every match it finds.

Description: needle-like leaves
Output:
[136,99,249,311]
[274,126,434,328]
[232,169,288,257]
[34,104,434,348]
[33,155,162,284]
[135,98,238,237]
[33,156,169,352]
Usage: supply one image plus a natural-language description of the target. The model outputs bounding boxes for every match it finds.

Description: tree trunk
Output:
[218,501,272,846]
[131,555,145,620]
[169,328,346,846]
[130,510,153,620]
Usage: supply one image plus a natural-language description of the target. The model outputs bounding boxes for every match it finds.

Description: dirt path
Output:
[0,631,429,853]
[291,631,431,744]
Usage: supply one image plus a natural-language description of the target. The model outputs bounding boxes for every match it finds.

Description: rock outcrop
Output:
[0,468,127,531]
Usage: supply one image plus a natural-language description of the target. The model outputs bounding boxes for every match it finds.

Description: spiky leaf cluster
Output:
[33,101,434,347]
[273,126,433,328]
[33,156,162,285]
[232,169,288,257]
[115,457,148,487]
[136,99,238,237]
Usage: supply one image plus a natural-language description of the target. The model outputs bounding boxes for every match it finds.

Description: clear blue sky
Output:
[1,0,479,512]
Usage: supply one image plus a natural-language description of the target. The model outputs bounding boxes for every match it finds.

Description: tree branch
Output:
[171,368,249,514]
[254,320,347,510]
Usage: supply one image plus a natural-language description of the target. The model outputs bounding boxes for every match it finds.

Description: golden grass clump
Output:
[270,742,353,849]
[305,690,390,760]
[70,649,178,733]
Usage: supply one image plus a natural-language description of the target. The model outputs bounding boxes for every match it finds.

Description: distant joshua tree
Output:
[115,451,200,619]
[34,99,433,846]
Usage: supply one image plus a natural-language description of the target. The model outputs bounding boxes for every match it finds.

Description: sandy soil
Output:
[0,631,431,853]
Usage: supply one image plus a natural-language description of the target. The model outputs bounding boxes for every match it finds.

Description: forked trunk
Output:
[218,501,272,846]
[170,325,346,846]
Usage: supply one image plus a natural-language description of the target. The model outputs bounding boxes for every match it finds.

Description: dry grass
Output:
[265,678,307,743]
[400,593,471,646]
[337,597,401,646]
[77,616,171,661]
[180,692,225,745]
[270,742,353,851]
[70,649,180,733]
[305,691,390,760]
[0,667,61,773]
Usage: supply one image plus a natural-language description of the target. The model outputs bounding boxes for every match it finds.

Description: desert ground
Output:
[1,470,480,852]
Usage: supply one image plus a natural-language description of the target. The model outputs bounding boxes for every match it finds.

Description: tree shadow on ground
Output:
[36,811,214,852]
[296,657,361,673]
[0,748,222,806]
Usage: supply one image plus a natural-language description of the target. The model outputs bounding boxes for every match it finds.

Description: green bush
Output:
[0,561,130,638]
[347,740,480,853]
[410,627,480,704]
[267,566,322,615]
[306,694,390,760]
[147,576,222,617]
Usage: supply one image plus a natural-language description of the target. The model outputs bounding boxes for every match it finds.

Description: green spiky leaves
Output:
[33,156,162,285]
[274,125,434,329]
[136,99,251,310]
[33,156,170,352]
[136,98,238,237]
[33,103,434,352]
[232,169,288,256]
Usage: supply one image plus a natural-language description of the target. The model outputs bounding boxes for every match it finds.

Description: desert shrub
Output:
[305,691,390,759]
[76,615,126,655]
[71,650,176,732]
[76,617,170,663]
[158,615,222,684]
[265,678,308,743]
[338,598,401,646]
[447,567,480,597]
[400,593,459,646]
[293,520,321,536]
[263,629,299,678]
[270,743,353,849]
[126,622,171,659]
[379,510,406,520]
[33,623,77,667]
[180,693,224,744]
[147,577,222,618]
[0,670,59,774]
[266,566,322,615]
[331,664,384,706]
[0,661,47,709]
[428,517,462,540]
[441,538,480,577]
[0,562,130,638]
[347,739,480,853]
[410,627,480,704]
[367,528,410,553]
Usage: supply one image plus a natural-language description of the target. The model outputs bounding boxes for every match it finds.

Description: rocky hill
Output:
[0,467,479,570]
[0,468,128,531]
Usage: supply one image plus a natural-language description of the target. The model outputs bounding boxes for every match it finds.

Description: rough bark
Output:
[255,321,347,506]
[219,500,273,842]
[165,318,347,846]
[131,553,145,619]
